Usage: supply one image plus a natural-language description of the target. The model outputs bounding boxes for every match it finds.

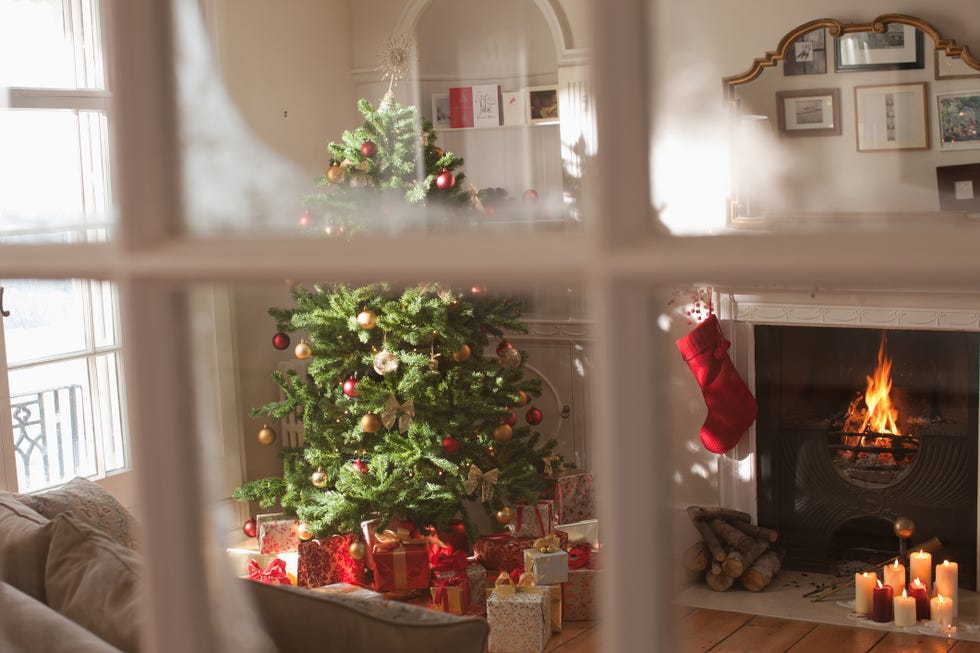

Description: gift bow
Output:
[567,544,592,570]
[381,395,415,433]
[373,527,426,553]
[517,571,541,590]
[432,572,468,611]
[247,558,292,585]
[542,454,564,477]
[430,548,469,576]
[493,570,517,596]
[463,465,499,502]
[533,533,561,553]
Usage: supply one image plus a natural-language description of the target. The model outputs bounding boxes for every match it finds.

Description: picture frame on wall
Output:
[835,23,924,72]
[854,82,929,152]
[775,88,840,136]
[431,93,451,129]
[936,163,980,214]
[527,85,559,124]
[937,90,980,151]
[935,51,980,80]
[783,29,827,76]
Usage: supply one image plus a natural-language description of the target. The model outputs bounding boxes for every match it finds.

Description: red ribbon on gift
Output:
[247,558,292,585]
[567,544,591,570]
[433,573,467,612]
[513,501,547,536]
[430,548,469,576]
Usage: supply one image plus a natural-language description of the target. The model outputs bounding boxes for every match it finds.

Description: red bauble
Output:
[272,332,291,350]
[523,189,538,200]
[352,458,368,474]
[525,405,543,425]
[441,436,460,455]
[361,140,378,158]
[242,517,257,538]
[496,338,512,354]
[342,374,358,398]
[435,168,456,190]
[504,409,518,427]
[297,210,312,227]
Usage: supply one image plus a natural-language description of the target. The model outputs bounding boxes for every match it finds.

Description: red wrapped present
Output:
[297,535,366,588]
[540,470,595,526]
[426,519,471,556]
[256,513,299,554]
[372,542,430,591]
[562,568,600,621]
[246,558,292,585]
[475,530,568,572]
[507,500,552,538]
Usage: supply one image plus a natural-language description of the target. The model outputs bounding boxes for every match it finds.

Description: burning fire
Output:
[859,335,901,436]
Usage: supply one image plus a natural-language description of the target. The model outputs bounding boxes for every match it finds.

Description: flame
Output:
[862,335,901,435]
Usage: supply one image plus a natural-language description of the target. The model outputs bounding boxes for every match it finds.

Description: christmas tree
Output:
[233,282,557,542]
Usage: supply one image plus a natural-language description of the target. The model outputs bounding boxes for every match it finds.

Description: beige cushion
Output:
[0,494,52,602]
[45,512,142,653]
[1,581,125,653]
[18,477,140,550]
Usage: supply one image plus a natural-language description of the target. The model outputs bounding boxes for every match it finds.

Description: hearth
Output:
[754,325,978,588]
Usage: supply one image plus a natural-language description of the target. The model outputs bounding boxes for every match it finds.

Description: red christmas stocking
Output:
[676,314,757,454]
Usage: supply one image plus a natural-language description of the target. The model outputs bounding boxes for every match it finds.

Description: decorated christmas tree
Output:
[233,282,557,543]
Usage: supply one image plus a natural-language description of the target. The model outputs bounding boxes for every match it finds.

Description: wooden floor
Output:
[544,609,980,652]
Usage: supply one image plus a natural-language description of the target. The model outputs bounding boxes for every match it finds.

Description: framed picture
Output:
[783,29,827,76]
[936,163,980,214]
[775,88,840,136]
[937,90,980,150]
[854,82,929,152]
[431,93,451,128]
[527,85,559,124]
[835,24,924,72]
[935,51,980,80]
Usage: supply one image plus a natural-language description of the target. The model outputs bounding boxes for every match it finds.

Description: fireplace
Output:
[753,324,978,588]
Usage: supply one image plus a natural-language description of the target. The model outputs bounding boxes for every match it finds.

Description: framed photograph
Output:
[937,90,980,150]
[783,29,827,76]
[835,24,924,72]
[775,88,840,136]
[527,85,559,124]
[431,93,451,128]
[936,163,980,214]
[854,82,929,152]
[935,51,980,80]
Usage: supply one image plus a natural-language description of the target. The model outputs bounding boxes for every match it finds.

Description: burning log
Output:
[742,549,785,592]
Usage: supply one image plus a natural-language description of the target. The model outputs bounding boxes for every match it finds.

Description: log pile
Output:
[683,506,783,592]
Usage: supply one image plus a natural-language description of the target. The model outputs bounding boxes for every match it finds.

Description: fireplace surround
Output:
[717,292,980,589]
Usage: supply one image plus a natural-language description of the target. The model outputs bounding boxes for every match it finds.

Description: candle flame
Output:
[943,560,951,566]
[893,559,900,568]
[912,577,924,588]
[938,594,946,605]
[877,579,883,588]
[902,589,908,598]
[916,549,924,557]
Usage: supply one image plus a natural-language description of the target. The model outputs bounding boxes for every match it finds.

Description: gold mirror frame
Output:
[723,14,980,225]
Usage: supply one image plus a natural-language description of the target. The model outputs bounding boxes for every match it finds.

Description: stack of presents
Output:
[227,468,598,653]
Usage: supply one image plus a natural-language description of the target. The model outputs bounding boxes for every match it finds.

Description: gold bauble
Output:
[495,507,513,524]
[894,516,915,539]
[349,541,367,560]
[517,390,529,406]
[311,468,328,488]
[493,424,513,443]
[294,340,312,360]
[361,412,382,433]
[356,309,377,330]
[326,164,345,184]
[452,344,471,362]
[257,424,277,445]
[433,146,444,158]
[297,522,314,541]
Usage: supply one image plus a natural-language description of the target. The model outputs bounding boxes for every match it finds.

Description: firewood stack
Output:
[684,506,784,592]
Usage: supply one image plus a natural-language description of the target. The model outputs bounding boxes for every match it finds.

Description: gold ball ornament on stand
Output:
[361,412,382,433]
[297,522,314,541]
[349,541,367,560]
[495,506,514,524]
[452,344,471,362]
[894,516,915,540]
[311,468,329,488]
[356,309,377,330]
[257,424,277,445]
[493,423,513,442]
[294,340,312,360]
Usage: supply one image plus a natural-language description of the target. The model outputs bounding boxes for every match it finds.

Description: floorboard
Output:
[868,632,956,653]
[676,608,754,652]
[786,623,886,652]
[704,615,816,653]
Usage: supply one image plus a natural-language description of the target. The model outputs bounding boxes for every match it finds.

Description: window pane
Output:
[3,278,88,364]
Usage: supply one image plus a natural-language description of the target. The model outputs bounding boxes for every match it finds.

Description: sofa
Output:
[0,478,489,653]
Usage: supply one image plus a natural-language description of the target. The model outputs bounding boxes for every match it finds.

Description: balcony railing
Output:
[11,384,88,491]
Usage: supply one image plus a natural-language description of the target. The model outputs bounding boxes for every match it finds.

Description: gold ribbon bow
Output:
[381,395,415,433]
[373,527,426,552]
[533,533,561,553]
[542,454,563,477]
[493,571,516,597]
[463,465,499,503]
[517,571,540,590]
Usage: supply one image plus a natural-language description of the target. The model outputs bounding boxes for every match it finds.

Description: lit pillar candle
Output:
[931,594,953,627]
[909,550,932,595]
[871,580,893,623]
[854,571,876,615]
[883,558,906,596]
[908,577,930,621]
[894,589,917,627]
[935,560,958,620]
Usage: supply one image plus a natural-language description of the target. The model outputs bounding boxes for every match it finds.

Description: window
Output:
[0,0,127,495]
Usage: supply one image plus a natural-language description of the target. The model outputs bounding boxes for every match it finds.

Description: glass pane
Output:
[175,0,594,237]
[91,279,119,348]
[0,0,75,88]
[3,278,88,365]
[92,350,125,472]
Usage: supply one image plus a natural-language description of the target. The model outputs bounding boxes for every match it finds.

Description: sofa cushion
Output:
[1,580,125,653]
[45,512,142,653]
[18,477,140,550]
[243,579,489,653]
[0,494,52,602]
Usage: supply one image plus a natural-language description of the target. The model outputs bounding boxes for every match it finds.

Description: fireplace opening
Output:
[755,325,978,588]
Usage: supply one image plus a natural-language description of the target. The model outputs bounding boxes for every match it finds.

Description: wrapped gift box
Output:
[297,535,366,588]
[540,470,595,526]
[312,582,382,599]
[562,568,601,621]
[487,589,551,653]
[475,530,568,572]
[372,543,430,592]
[507,501,553,538]
[523,548,568,585]
[557,519,598,548]
[545,584,562,633]
[466,559,487,606]
[257,513,300,554]
[226,540,299,584]
[430,580,467,614]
